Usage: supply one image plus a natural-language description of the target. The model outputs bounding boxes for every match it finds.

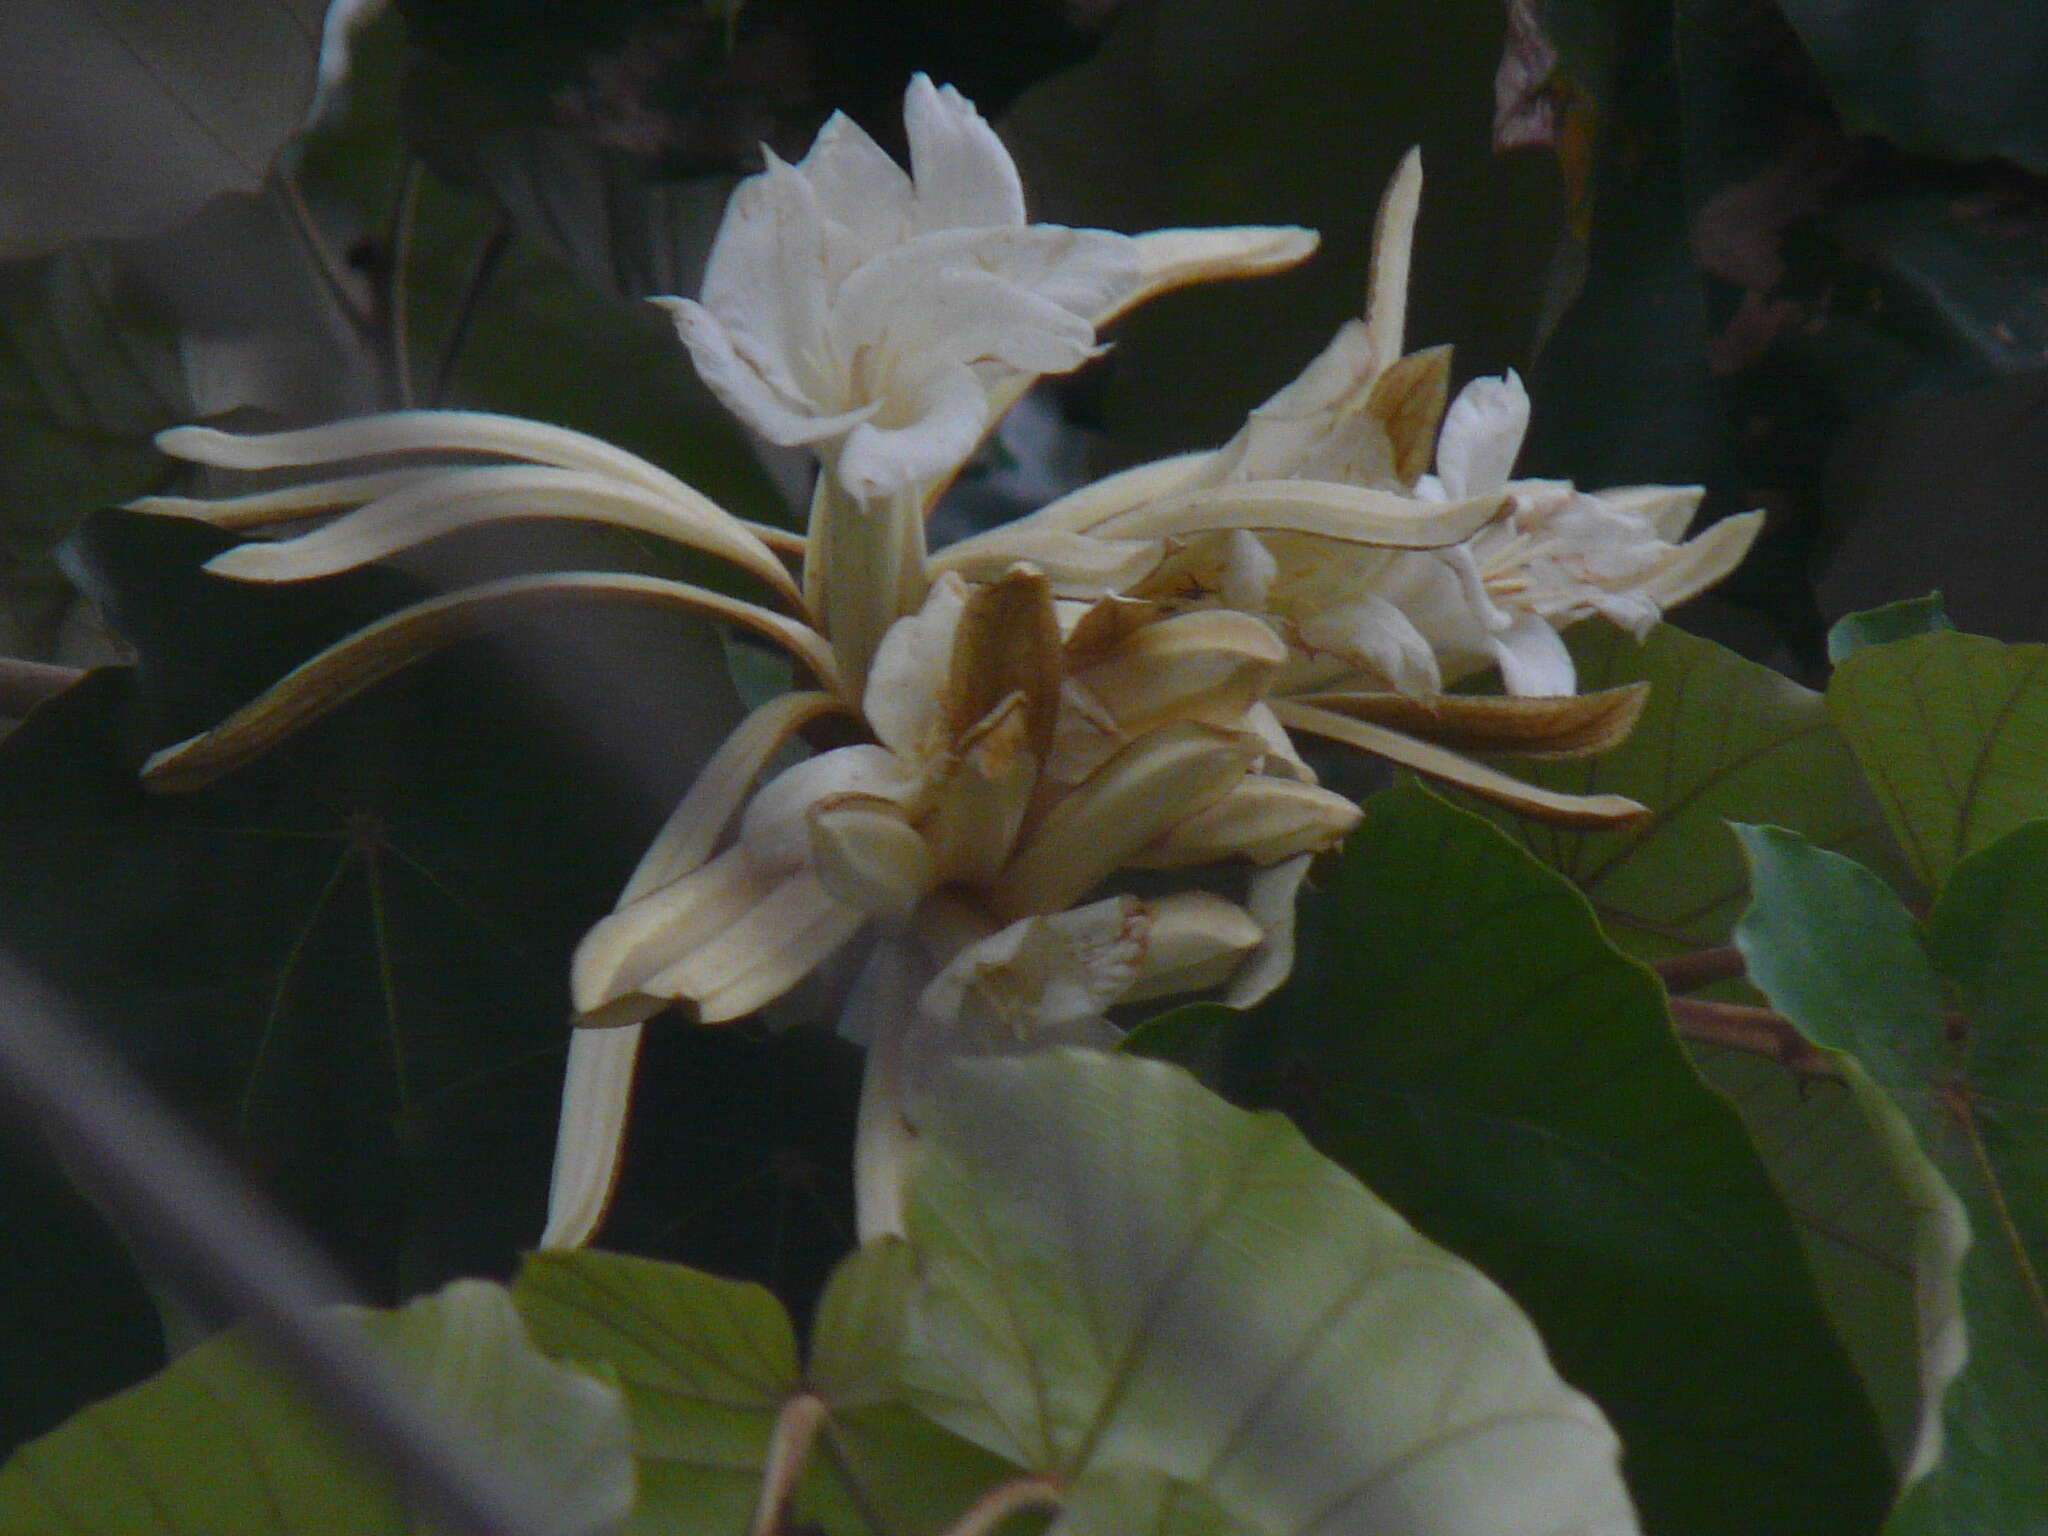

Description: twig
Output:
[0,961,562,1536]
[1651,945,1747,994]
[934,1476,1065,1536]
[274,172,376,342]
[748,1391,829,1536]
[0,657,83,716]
[1669,996,1841,1080]
[385,158,425,408]
[430,217,514,407]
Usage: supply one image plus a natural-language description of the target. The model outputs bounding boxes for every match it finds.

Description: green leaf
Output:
[0,245,193,655]
[1734,824,2048,1531]
[1774,0,2048,172]
[513,1250,795,1536]
[0,0,334,257]
[902,1048,1641,1536]
[1458,620,1907,960]
[1144,784,1893,1536]
[0,510,749,1307]
[0,1279,634,1535]
[1829,595,1956,663]
[1827,631,2048,890]
[514,1246,1014,1536]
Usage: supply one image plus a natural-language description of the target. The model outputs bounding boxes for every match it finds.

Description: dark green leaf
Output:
[0,509,745,1308]
[1142,784,1895,1536]
[1829,594,1956,663]
[0,0,332,257]
[1455,620,1907,962]
[1734,824,2048,1531]
[0,1279,634,1535]
[1827,630,2048,889]
[1775,0,2048,173]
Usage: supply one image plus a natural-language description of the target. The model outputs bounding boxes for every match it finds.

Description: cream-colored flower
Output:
[662,73,1318,507]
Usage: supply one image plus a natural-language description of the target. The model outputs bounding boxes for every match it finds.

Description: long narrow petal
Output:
[157,411,705,503]
[1641,510,1766,609]
[130,468,447,529]
[928,526,1161,596]
[1108,226,1322,325]
[1093,480,1505,548]
[575,846,772,1011]
[1010,451,1216,533]
[142,573,840,793]
[1270,698,1647,827]
[621,690,845,904]
[989,721,1258,920]
[1363,148,1422,374]
[203,463,803,606]
[1295,683,1649,760]
[539,1024,650,1250]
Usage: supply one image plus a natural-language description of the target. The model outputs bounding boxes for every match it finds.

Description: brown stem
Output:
[1669,996,1840,1080]
[1651,945,1747,994]
[936,1476,1065,1536]
[0,657,84,716]
[748,1391,829,1536]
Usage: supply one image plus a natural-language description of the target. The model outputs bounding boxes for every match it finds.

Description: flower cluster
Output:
[133,77,1760,1246]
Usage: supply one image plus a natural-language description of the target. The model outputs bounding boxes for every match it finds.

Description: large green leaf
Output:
[512,1246,1014,1536]
[0,510,749,1319]
[1735,824,2048,1532]
[902,1048,1640,1536]
[0,0,335,257]
[0,1279,634,1535]
[1827,631,2048,891]
[1459,620,1905,960]
[1774,0,2048,173]
[1135,783,1895,1536]
[0,245,193,655]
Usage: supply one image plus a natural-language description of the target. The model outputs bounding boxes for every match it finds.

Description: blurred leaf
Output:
[903,1048,1641,1536]
[1456,620,1906,962]
[0,1279,634,1535]
[1829,594,1956,663]
[1135,784,1892,1536]
[514,1246,1012,1536]
[1828,630,2048,889]
[0,509,743,1308]
[1774,0,2048,173]
[0,0,334,257]
[0,246,191,655]
[1734,824,2048,1532]
[0,1138,165,1455]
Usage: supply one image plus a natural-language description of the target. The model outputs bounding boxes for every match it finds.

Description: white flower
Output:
[660,74,1317,505]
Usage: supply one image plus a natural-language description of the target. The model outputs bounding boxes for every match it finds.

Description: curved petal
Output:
[142,573,839,793]
[1130,774,1359,867]
[904,73,1026,232]
[930,526,1161,596]
[1490,610,1578,696]
[1229,852,1314,1007]
[130,467,446,529]
[1641,509,1766,608]
[1434,372,1529,501]
[157,412,704,503]
[539,1024,652,1250]
[1108,226,1321,326]
[1008,450,1215,533]
[796,110,914,248]
[658,296,875,448]
[1270,698,1648,827]
[1363,147,1422,374]
[741,744,921,872]
[641,870,865,1022]
[1293,683,1650,761]
[202,463,802,605]
[835,361,992,502]
[574,846,775,1012]
[862,572,968,758]
[1094,480,1505,549]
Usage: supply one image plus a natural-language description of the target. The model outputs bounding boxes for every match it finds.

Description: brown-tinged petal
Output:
[1130,774,1360,867]
[1295,682,1649,761]
[142,574,841,793]
[810,794,939,915]
[1271,698,1647,827]
[1092,480,1504,549]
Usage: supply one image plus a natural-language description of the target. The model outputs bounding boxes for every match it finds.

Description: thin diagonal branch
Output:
[1651,945,1747,994]
[1669,995,1841,1080]
[0,961,561,1536]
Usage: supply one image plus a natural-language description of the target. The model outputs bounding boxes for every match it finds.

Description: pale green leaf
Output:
[1827,631,2048,890]
[0,1279,634,1535]
[1734,825,2048,1531]
[1827,596,1955,664]
[900,1049,1640,1536]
